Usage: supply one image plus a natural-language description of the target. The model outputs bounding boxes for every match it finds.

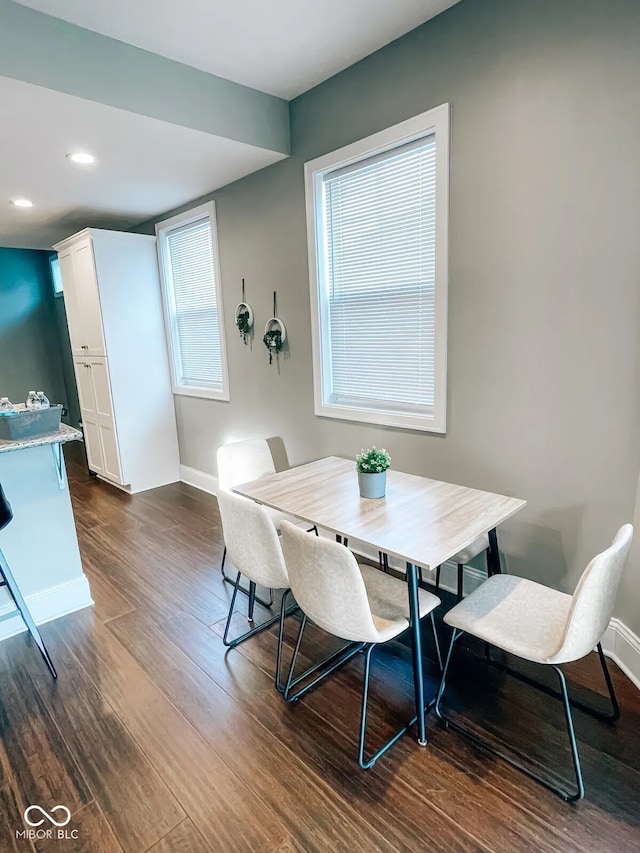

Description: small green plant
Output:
[236,309,251,343]
[263,328,283,364]
[356,447,391,474]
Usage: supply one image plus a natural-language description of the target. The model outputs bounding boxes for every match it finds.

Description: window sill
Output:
[314,401,445,434]
[173,386,230,402]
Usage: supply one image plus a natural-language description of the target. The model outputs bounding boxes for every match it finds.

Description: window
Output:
[156,202,229,401]
[49,254,63,296]
[305,104,449,432]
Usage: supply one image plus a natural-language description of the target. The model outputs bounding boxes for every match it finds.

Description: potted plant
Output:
[263,318,286,364]
[356,447,391,499]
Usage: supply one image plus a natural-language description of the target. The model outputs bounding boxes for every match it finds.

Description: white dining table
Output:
[234,456,526,746]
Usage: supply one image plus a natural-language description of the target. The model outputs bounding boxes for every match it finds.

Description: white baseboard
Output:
[601,618,640,691]
[181,464,640,692]
[0,575,94,642]
[180,464,219,496]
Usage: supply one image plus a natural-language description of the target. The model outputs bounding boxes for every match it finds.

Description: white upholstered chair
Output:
[216,439,316,607]
[435,524,633,801]
[216,490,297,688]
[280,521,442,768]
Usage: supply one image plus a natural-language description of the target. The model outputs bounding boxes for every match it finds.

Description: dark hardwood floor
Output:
[1,445,640,852]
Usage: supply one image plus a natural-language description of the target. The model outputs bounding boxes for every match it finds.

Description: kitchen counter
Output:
[0,423,82,454]
[0,425,92,642]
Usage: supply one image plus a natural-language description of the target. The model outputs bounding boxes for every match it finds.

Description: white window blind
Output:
[321,137,436,415]
[306,104,449,432]
[157,203,229,400]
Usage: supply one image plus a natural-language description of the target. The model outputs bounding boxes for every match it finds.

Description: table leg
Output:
[407,562,427,746]
[487,528,501,576]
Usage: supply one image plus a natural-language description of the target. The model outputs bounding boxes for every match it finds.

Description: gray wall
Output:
[142,0,640,631]
[0,248,67,408]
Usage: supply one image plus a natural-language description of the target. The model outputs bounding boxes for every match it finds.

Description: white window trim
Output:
[156,201,230,402]
[304,103,450,433]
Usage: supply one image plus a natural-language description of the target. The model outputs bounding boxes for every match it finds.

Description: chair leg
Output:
[553,665,585,802]
[223,573,296,649]
[430,612,443,672]
[485,641,620,723]
[275,589,293,693]
[283,612,365,703]
[358,643,422,769]
[0,549,56,678]
[434,628,461,719]
[284,613,308,699]
[220,545,227,577]
[436,630,586,801]
[248,582,256,622]
[221,547,273,608]
[457,564,464,601]
[596,642,620,721]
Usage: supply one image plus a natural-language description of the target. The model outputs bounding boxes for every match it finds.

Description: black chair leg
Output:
[436,630,586,802]
[358,644,416,768]
[223,573,297,649]
[0,549,56,678]
[248,582,256,622]
[283,613,364,702]
[359,616,441,769]
[221,545,274,608]
[485,641,620,723]
[220,545,227,577]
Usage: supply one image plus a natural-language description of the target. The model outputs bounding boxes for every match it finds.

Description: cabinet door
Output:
[59,249,86,356]
[99,422,123,483]
[74,239,107,357]
[73,358,96,415]
[88,358,114,420]
[82,415,104,475]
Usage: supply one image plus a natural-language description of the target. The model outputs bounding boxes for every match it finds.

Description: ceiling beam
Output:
[0,0,290,155]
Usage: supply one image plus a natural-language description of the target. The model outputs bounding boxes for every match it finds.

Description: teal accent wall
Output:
[0,248,69,411]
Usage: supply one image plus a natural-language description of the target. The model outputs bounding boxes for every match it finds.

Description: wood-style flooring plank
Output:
[109,604,482,850]
[48,609,288,853]
[174,612,569,853]
[107,611,401,853]
[82,567,135,624]
[146,819,213,853]
[23,629,186,853]
[0,639,92,819]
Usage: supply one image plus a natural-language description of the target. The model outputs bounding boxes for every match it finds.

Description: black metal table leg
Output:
[407,562,427,746]
[487,528,501,576]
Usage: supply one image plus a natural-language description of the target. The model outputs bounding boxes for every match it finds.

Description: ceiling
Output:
[2,0,460,248]
[15,0,461,99]
[0,77,285,249]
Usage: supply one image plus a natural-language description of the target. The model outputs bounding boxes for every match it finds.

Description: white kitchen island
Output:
[0,425,93,641]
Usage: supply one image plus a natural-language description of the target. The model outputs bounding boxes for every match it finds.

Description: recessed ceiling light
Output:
[67,152,96,165]
[10,198,33,208]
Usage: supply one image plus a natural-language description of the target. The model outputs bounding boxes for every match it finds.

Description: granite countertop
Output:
[0,423,83,455]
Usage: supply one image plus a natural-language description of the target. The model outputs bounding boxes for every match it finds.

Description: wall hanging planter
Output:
[263,291,286,365]
[234,279,253,345]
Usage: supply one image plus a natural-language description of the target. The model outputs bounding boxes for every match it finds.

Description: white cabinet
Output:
[57,229,180,493]
[59,237,107,357]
